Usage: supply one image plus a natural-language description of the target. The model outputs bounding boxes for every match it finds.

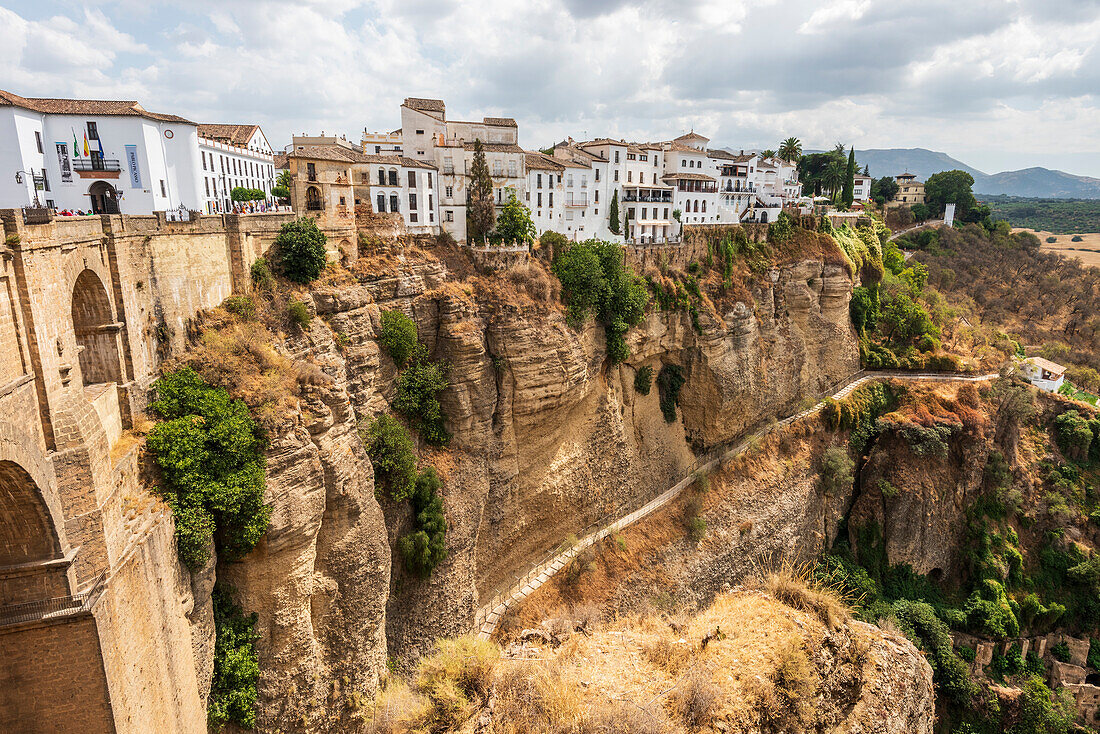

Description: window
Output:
[595,190,599,203]
[581,176,587,188]
[537,192,543,207]
[202,152,207,171]
[41,168,49,191]
[537,173,543,188]
[416,129,424,135]
[375,145,381,154]
[388,169,398,186]
[408,170,416,188]
[410,212,418,222]
[427,173,432,188]
[613,170,619,182]
[567,175,574,187]
[614,151,620,163]
[160,180,167,197]
[642,208,648,219]
[701,201,706,213]
[549,192,554,207]
[628,153,635,160]
[628,207,635,219]
[508,161,517,177]
[627,171,632,183]
[409,193,417,210]
[205,179,210,196]
[664,208,669,218]
[428,194,433,211]
[390,194,399,212]
[307,162,316,181]
[377,193,386,212]
[595,169,600,181]
[46,199,55,209]
[445,210,454,222]
[640,173,645,184]
[378,168,385,185]
[445,185,453,198]
[339,196,346,206]
[86,122,99,140]
[35,131,43,153]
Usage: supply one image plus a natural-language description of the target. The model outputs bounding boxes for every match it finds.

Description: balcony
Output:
[623,192,672,203]
[565,195,588,207]
[73,158,121,172]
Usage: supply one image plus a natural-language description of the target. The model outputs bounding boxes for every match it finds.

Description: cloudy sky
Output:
[2,0,1099,177]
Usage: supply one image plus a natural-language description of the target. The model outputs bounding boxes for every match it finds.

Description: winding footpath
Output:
[473,369,1000,639]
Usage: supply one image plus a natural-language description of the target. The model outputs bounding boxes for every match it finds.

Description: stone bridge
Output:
[0,208,353,733]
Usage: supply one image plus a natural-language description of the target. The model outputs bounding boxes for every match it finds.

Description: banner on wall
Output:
[125,145,142,189]
[55,143,72,184]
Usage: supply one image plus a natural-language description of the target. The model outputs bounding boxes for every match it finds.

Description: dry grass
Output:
[754,562,850,630]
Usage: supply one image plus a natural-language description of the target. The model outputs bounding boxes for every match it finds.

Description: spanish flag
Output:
[83,133,89,157]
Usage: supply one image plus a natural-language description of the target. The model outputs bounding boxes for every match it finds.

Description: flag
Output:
[96,136,104,156]
[72,129,80,158]
[83,134,89,157]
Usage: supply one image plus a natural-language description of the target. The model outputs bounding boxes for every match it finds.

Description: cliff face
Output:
[223,245,860,729]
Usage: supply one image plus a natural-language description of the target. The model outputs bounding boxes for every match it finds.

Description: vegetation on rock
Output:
[274,217,327,284]
[208,585,260,730]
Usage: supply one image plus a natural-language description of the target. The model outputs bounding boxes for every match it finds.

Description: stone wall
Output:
[0,613,116,733]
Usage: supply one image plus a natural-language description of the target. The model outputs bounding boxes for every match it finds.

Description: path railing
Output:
[472,369,1000,639]
[0,570,107,627]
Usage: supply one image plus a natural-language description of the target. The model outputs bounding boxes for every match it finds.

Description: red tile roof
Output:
[0,88,194,124]
[198,123,261,147]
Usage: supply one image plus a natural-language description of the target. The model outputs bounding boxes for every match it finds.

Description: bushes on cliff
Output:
[363,414,418,501]
[657,364,685,422]
[208,585,260,729]
[892,600,978,705]
[379,310,419,368]
[634,365,653,395]
[552,239,648,363]
[820,446,855,495]
[274,217,327,284]
[397,467,448,576]
[147,367,270,569]
[1054,409,1099,463]
[396,353,451,446]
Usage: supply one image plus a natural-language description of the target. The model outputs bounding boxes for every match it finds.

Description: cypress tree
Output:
[608,190,621,235]
[466,139,495,243]
[841,147,856,208]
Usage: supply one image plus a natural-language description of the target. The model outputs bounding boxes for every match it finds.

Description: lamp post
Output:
[14,170,42,207]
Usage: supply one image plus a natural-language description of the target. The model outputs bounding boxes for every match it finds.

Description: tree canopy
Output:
[466,139,495,243]
[778,137,802,163]
[925,170,978,219]
[274,217,327,283]
[494,193,536,245]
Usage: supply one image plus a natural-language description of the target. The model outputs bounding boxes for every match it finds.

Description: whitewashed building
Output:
[0,88,202,214]
[853,173,872,202]
[197,124,276,214]
[1022,357,1066,393]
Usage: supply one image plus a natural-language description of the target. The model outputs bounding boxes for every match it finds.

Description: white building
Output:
[853,172,872,202]
[197,124,276,214]
[359,153,439,234]
[1022,357,1066,393]
[0,88,202,214]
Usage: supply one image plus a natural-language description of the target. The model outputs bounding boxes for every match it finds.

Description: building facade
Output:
[894,173,926,205]
[0,89,202,215]
[197,124,276,214]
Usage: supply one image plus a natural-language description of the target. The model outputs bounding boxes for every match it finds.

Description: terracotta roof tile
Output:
[662,172,716,182]
[461,142,524,153]
[198,124,261,147]
[525,152,565,171]
[0,88,195,124]
[483,117,517,127]
[403,97,445,113]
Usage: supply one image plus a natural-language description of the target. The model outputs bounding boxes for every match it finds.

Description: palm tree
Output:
[761,149,777,160]
[778,137,802,163]
[823,160,846,200]
[276,169,292,189]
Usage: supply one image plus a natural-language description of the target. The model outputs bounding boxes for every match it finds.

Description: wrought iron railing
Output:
[73,158,121,172]
[0,571,106,627]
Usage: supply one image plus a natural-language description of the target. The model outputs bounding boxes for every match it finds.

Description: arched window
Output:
[378,168,385,185]
[376,193,386,213]
[701,200,706,213]
[387,169,398,186]
[693,200,699,213]
[305,186,323,210]
[390,194,399,213]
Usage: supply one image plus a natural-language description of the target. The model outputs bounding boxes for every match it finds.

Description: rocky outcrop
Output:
[219,323,391,732]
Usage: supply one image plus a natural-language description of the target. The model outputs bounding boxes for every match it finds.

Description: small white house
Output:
[1022,357,1066,393]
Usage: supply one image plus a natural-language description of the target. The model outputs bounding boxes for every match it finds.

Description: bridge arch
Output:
[0,459,61,566]
[71,269,122,387]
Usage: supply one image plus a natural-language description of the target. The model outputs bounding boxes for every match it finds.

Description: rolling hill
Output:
[798,147,1100,199]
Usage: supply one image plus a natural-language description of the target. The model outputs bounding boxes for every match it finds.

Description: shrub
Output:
[1071,235,1083,242]
[1046,236,1057,243]
[657,364,685,422]
[1014,676,1075,734]
[378,310,419,368]
[208,585,260,729]
[362,414,418,501]
[1050,641,1071,663]
[249,256,274,292]
[634,364,653,395]
[397,467,448,577]
[286,300,311,329]
[964,578,1019,639]
[222,295,256,321]
[671,672,721,729]
[147,368,270,569]
[274,217,327,284]
[820,446,854,496]
[892,599,978,704]
[415,637,498,730]
[538,230,569,261]
[394,354,451,446]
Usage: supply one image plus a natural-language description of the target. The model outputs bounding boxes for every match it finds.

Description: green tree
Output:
[378,310,419,368]
[911,202,931,221]
[870,176,899,203]
[820,446,854,495]
[494,193,536,245]
[761,149,776,159]
[397,467,448,577]
[208,586,260,729]
[824,160,846,201]
[466,139,495,243]
[778,137,802,163]
[362,414,418,501]
[271,185,290,200]
[538,230,569,262]
[608,190,621,235]
[924,170,978,219]
[146,368,270,569]
[841,147,856,207]
[274,217,327,283]
[276,169,293,190]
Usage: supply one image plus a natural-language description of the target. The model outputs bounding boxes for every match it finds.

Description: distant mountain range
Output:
[799,147,1100,199]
